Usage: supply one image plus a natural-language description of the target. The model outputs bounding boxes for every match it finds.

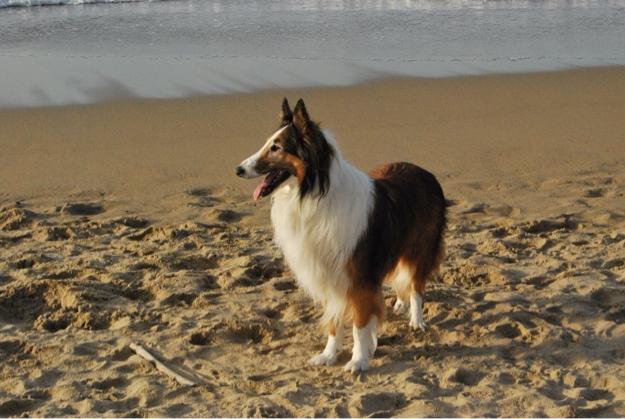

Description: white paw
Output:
[343,358,369,374]
[308,352,338,366]
[410,318,427,332]
[393,298,407,315]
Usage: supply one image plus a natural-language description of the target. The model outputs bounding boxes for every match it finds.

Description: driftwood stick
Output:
[130,342,201,386]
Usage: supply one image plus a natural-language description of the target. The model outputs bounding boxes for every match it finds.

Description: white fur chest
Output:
[269,155,374,321]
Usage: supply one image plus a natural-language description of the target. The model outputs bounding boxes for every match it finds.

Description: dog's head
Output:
[236,98,333,201]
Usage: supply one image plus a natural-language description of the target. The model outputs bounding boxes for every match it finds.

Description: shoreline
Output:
[2,64,624,112]
[2,52,624,109]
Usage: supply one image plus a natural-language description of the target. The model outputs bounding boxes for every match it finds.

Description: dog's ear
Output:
[281,98,293,123]
[293,98,310,133]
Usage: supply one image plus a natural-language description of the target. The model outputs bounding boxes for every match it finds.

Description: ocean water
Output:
[1,0,624,107]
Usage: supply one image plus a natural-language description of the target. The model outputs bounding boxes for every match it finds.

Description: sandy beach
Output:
[1,68,625,417]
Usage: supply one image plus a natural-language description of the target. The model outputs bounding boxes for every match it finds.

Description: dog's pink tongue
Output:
[253,180,267,201]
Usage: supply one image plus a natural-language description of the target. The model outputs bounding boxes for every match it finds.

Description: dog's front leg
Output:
[344,316,378,373]
[308,320,344,366]
[343,288,383,373]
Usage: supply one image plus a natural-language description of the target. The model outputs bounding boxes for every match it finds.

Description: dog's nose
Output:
[235,166,246,178]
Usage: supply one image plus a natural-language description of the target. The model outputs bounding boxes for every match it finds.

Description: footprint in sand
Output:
[198,319,278,346]
[60,202,104,216]
[494,323,522,339]
[348,391,406,417]
[128,223,206,242]
[575,388,613,402]
[35,314,71,333]
[243,398,292,418]
[160,292,197,307]
[109,345,135,362]
[218,210,243,222]
[0,207,36,231]
[443,367,485,387]
[221,321,275,345]
[11,258,36,269]
[89,377,129,391]
[114,216,150,229]
[272,279,297,292]
[166,254,219,271]
[0,399,37,417]
[0,282,49,323]
[187,187,217,207]
[584,188,606,198]
[460,202,488,214]
[0,339,23,356]
[523,218,567,234]
[474,301,497,313]
[189,330,214,346]
[224,255,285,288]
[489,226,514,238]
[525,275,555,290]
[496,372,516,385]
[43,269,80,279]
[485,204,520,217]
[127,261,160,271]
[554,387,617,417]
[244,256,284,281]
[187,187,211,197]
[441,263,509,288]
[260,303,288,320]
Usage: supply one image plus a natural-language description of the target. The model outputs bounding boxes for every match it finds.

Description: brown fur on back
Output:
[346,162,446,322]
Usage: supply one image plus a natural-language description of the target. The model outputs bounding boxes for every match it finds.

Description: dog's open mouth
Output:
[253,169,291,201]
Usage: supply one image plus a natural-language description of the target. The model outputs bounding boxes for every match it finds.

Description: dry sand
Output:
[1,68,625,417]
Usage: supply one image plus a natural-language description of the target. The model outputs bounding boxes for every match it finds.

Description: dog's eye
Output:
[270,144,280,152]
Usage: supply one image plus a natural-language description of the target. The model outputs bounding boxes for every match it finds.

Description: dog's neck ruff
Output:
[270,131,374,324]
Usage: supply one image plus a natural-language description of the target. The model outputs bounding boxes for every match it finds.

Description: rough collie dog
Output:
[236,98,446,373]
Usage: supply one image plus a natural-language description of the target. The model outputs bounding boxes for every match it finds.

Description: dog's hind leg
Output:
[409,284,427,332]
[391,262,413,315]
[308,319,344,366]
[409,239,445,331]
